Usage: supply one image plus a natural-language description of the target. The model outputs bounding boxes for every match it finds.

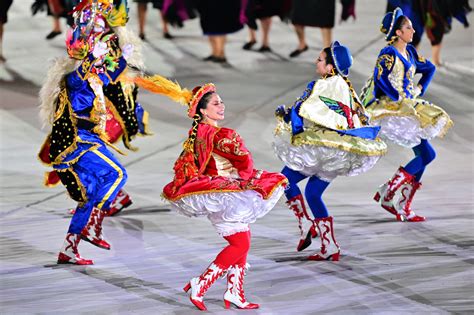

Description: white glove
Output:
[122,44,133,60]
[92,41,109,58]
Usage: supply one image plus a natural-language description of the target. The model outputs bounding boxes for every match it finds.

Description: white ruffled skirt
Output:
[168,186,285,236]
[273,129,385,182]
[367,97,453,148]
[371,115,449,148]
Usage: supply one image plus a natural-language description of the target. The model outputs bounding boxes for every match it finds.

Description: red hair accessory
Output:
[187,83,216,118]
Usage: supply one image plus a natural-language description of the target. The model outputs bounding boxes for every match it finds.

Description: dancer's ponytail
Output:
[183,114,201,153]
[341,75,369,125]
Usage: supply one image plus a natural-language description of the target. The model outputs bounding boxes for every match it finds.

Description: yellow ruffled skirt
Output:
[273,121,387,181]
[366,96,453,148]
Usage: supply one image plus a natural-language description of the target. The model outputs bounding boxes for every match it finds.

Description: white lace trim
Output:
[214,224,250,237]
[372,116,448,148]
[168,186,285,235]
[273,134,381,181]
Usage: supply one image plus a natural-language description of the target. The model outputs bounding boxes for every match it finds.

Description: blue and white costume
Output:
[362,7,453,222]
[273,41,387,261]
[365,44,452,147]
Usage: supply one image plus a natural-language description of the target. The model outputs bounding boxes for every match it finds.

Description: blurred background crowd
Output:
[0,0,471,66]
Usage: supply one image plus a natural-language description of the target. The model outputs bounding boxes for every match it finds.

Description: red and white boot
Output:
[57,233,94,265]
[183,263,227,311]
[286,195,318,251]
[396,181,426,222]
[81,208,111,250]
[374,167,414,216]
[107,189,132,216]
[308,216,340,261]
[69,190,132,215]
[223,263,259,310]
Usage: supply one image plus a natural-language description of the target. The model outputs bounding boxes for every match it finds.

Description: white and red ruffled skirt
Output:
[163,170,287,236]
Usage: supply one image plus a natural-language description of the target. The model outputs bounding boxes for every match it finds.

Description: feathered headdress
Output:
[134,74,216,118]
[67,0,129,59]
[70,0,129,28]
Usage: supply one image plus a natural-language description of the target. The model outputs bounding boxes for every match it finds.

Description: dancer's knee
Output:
[226,231,250,254]
[413,140,436,167]
[423,145,436,165]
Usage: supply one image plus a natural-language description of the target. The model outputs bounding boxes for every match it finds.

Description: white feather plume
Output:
[114,26,146,71]
[38,57,78,129]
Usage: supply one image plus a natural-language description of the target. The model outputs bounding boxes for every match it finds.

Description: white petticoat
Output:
[371,116,449,148]
[273,132,381,182]
[168,186,285,236]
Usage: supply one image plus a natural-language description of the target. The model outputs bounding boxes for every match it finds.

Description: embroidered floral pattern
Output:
[376,54,394,80]
[195,138,207,152]
[388,58,405,97]
[216,133,248,156]
[405,65,416,97]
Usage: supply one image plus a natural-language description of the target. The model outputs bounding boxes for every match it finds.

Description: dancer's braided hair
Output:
[182,92,214,154]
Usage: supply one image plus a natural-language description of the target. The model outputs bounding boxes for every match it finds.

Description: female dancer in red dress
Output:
[135,75,287,311]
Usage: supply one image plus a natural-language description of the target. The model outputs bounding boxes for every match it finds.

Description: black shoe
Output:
[289,45,309,58]
[46,31,62,40]
[203,55,216,61]
[258,45,272,53]
[163,32,174,40]
[212,56,227,63]
[242,41,256,50]
[213,57,231,68]
[139,33,146,41]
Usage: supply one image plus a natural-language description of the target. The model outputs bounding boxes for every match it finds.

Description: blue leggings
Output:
[67,146,127,234]
[282,166,330,219]
[404,139,436,182]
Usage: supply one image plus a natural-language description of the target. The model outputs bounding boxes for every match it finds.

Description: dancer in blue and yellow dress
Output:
[362,7,453,222]
[273,41,387,261]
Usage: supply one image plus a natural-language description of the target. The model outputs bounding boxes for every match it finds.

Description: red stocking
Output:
[214,230,251,268]
[234,230,251,266]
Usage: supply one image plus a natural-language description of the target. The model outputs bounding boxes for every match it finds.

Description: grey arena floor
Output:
[1,1,473,314]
